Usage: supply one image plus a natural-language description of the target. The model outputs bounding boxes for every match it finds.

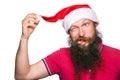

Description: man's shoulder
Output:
[103,45,120,52]
[102,44,120,57]
[59,47,70,51]
[58,47,71,54]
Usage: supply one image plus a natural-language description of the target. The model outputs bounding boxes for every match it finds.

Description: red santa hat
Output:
[40,4,99,32]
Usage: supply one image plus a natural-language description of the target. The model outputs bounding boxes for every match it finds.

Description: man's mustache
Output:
[75,36,91,42]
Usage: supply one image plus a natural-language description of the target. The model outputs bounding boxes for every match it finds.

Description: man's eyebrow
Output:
[70,25,79,29]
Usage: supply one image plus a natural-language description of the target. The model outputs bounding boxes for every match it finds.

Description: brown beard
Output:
[69,35,102,80]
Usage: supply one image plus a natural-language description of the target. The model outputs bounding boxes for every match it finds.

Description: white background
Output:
[0,0,120,80]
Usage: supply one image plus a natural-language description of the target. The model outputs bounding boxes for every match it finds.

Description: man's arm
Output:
[15,13,49,79]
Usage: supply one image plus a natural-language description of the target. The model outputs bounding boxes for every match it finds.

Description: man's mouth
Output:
[77,40,86,45]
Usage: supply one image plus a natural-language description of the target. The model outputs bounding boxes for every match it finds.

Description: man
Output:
[15,4,120,80]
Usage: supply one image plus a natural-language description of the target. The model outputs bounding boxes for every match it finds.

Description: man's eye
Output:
[70,27,78,31]
[82,23,89,27]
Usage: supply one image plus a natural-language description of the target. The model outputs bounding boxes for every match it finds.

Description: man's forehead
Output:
[71,19,93,26]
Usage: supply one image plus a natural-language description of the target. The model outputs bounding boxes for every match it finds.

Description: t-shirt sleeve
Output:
[42,49,61,76]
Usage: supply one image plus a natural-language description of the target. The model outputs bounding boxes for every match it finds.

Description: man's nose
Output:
[79,28,84,37]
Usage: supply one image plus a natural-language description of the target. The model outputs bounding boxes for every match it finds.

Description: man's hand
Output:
[22,13,40,39]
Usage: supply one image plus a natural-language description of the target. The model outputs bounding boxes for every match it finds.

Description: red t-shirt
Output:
[42,45,120,80]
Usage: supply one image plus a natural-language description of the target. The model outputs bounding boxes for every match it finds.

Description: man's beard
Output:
[69,34,102,77]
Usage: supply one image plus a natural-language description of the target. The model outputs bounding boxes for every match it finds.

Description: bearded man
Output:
[15,4,120,80]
